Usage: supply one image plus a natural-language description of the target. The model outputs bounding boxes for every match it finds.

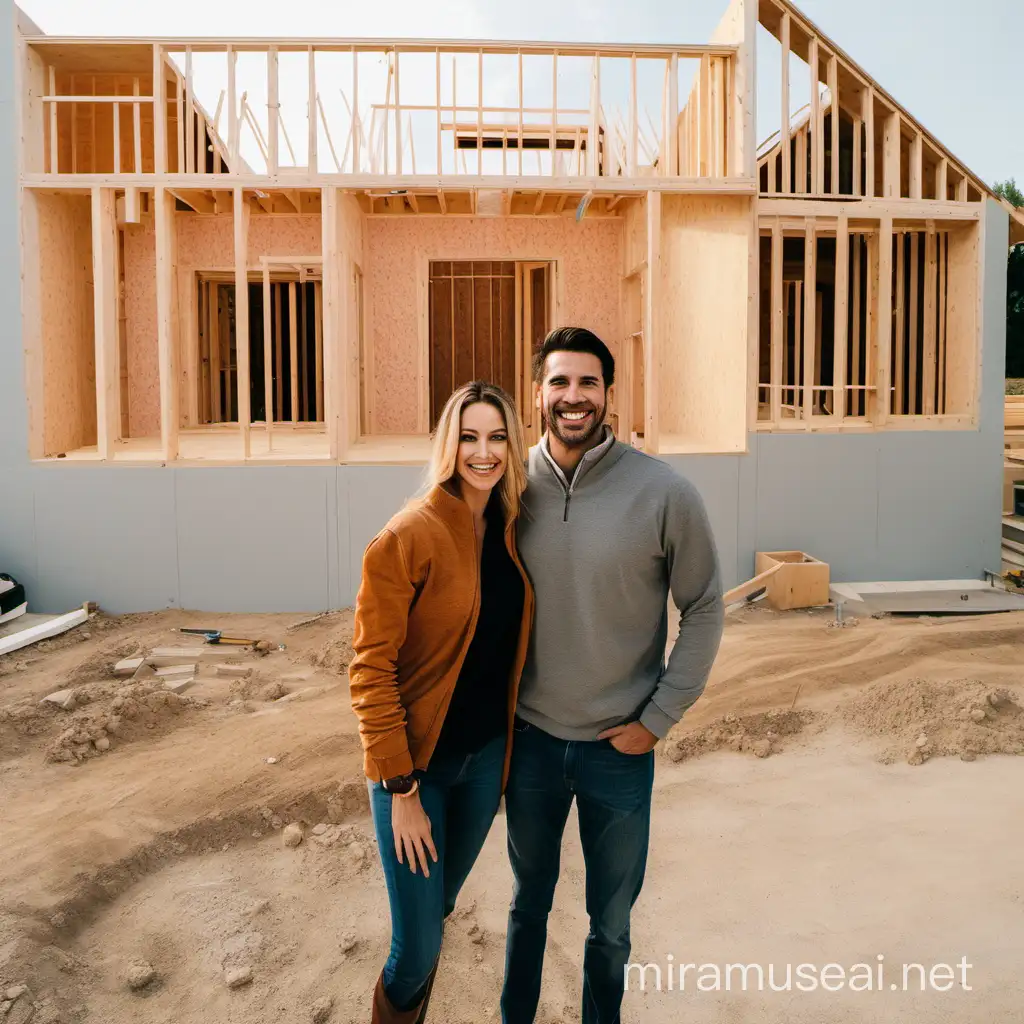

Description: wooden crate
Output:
[753,551,831,610]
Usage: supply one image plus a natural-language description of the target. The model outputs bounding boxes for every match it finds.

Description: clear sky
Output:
[17,0,1022,188]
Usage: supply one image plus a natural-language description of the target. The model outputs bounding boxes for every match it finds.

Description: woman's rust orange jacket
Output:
[348,484,534,787]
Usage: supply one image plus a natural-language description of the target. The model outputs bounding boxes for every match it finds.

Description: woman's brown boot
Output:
[371,965,439,1024]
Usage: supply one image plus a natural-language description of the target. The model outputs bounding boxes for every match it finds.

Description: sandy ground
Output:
[1,605,1023,1024]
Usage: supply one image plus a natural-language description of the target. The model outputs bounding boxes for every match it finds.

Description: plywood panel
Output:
[657,194,751,452]
[36,193,96,455]
[944,221,980,417]
[429,275,453,424]
[123,220,159,437]
[365,217,622,434]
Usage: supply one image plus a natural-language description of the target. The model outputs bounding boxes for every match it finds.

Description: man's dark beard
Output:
[543,402,607,449]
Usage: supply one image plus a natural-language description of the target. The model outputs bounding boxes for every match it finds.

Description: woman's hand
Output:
[392,791,438,876]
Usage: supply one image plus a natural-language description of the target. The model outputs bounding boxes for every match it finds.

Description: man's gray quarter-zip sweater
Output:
[515,431,724,741]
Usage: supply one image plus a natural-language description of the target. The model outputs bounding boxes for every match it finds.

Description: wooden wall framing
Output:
[755,202,982,432]
[757,0,987,204]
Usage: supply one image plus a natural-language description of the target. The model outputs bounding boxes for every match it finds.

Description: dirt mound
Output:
[309,623,354,676]
[227,671,292,703]
[841,678,1024,765]
[44,681,198,765]
[663,707,816,763]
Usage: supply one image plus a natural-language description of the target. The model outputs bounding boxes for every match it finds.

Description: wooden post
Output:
[802,223,816,423]
[780,13,790,193]
[852,116,862,196]
[289,281,299,423]
[894,231,905,413]
[551,50,559,177]
[923,222,937,415]
[91,188,120,459]
[314,280,324,422]
[175,72,184,173]
[133,78,143,174]
[795,128,807,194]
[155,187,178,459]
[667,53,678,176]
[321,187,339,459]
[833,214,849,421]
[210,282,221,421]
[227,46,238,168]
[262,265,274,448]
[863,86,874,197]
[275,282,283,416]
[517,51,524,176]
[699,53,711,177]
[876,215,893,424]
[435,49,442,175]
[300,276,309,420]
[851,234,862,414]
[478,48,485,176]
[352,47,360,174]
[909,132,923,199]
[828,56,839,194]
[233,187,251,457]
[808,38,820,194]
[308,46,318,173]
[883,111,900,199]
[268,47,279,174]
[644,191,660,451]
[908,231,920,413]
[938,232,947,412]
[48,66,57,173]
[185,47,194,173]
[936,157,948,202]
[629,54,639,176]
[113,98,121,174]
[770,219,783,423]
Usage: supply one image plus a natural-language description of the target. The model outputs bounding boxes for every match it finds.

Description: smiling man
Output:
[501,326,724,1024]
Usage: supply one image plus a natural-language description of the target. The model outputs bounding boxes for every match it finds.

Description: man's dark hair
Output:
[532,326,616,388]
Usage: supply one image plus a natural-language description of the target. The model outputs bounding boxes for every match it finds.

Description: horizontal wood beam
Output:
[23,174,761,193]
[28,36,739,58]
[757,198,981,221]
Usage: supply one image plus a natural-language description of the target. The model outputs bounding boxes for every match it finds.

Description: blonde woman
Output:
[349,381,534,1024]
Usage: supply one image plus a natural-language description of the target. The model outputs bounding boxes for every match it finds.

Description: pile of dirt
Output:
[662,708,816,763]
[44,681,198,765]
[309,623,355,677]
[227,670,291,703]
[841,677,1024,765]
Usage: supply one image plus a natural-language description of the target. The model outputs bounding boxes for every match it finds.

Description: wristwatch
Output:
[382,773,418,795]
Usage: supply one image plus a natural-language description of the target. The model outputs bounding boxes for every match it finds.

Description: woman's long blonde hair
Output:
[427,381,529,523]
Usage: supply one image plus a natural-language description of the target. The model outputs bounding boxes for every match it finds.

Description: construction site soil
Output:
[1,606,1023,1024]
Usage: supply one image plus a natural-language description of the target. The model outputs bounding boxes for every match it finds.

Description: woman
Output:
[349,381,534,1024]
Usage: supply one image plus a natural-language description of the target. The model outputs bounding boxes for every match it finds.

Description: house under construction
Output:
[0,0,1020,611]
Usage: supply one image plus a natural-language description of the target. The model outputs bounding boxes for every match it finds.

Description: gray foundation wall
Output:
[0,5,1008,614]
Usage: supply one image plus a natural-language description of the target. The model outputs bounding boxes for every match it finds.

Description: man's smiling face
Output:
[537,350,608,449]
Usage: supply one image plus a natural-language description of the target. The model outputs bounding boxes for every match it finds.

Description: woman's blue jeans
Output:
[369,734,505,1011]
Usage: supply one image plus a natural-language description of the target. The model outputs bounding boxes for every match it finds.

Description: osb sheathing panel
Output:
[659,194,751,451]
[622,197,647,275]
[364,218,623,434]
[122,214,323,436]
[37,193,96,455]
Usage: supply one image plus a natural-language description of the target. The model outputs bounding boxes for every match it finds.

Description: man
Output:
[502,326,724,1024]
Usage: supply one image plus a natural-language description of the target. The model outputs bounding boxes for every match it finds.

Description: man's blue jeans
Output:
[501,718,655,1024]
[369,735,505,1011]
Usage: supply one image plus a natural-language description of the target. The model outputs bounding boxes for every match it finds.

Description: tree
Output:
[995,180,1024,378]
[994,179,1024,209]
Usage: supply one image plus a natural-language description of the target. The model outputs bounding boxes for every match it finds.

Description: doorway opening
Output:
[427,260,553,440]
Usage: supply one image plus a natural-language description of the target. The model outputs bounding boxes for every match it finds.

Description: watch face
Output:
[384,775,415,795]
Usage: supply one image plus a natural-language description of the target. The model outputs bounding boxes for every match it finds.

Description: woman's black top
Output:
[431,503,525,761]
